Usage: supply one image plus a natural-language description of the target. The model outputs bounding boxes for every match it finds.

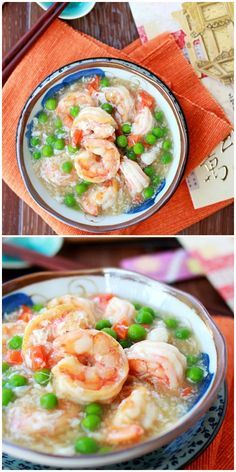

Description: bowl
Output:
[37,2,95,20]
[16,58,188,233]
[2,237,63,269]
[2,268,226,468]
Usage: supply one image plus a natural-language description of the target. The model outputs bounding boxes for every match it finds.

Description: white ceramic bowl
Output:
[16,58,188,233]
[3,268,226,468]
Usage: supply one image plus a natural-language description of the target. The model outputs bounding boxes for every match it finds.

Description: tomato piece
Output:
[181,387,194,397]
[113,320,129,339]
[92,293,114,311]
[127,134,142,147]
[18,305,32,322]
[29,345,49,371]
[138,90,155,110]
[87,75,100,94]
[72,129,83,147]
[6,350,23,365]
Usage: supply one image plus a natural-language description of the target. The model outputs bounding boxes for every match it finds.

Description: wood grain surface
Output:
[2,2,234,235]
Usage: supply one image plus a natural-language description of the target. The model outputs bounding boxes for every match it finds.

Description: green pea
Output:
[101,328,117,339]
[45,98,57,111]
[70,106,80,118]
[8,374,28,388]
[54,138,65,150]
[186,366,204,383]
[128,324,146,342]
[32,150,41,160]
[162,127,168,136]
[126,148,137,161]
[68,144,79,153]
[8,336,23,350]
[2,362,10,373]
[75,182,89,195]
[2,388,15,406]
[135,311,153,325]
[75,436,99,454]
[145,133,157,145]
[164,318,178,329]
[64,193,76,207]
[139,306,155,317]
[62,161,73,173]
[34,369,51,386]
[161,152,172,165]
[119,339,132,349]
[30,136,41,147]
[2,380,7,387]
[116,135,128,148]
[40,393,58,409]
[152,127,164,138]
[155,110,164,122]
[152,175,161,186]
[122,123,132,134]
[101,103,114,114]
[175,327,191,340]
[143,187,154,199]
[32,304,44,312]
[100,77,110,87]
[133,302,142,310]
[85,403,103,416]
[144,166,155,177]
[46,135,56,146]
[42,145,53,157]
[187,355,199,366]
[95,319,112,330]
[38,111,48,124]
[54,117,62,128]
[82,414,101,431]
[133,142,145,155]
[162,140,172,151]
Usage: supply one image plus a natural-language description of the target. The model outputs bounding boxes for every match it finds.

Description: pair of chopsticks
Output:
[2,2,68,85]
[3,243,87,272]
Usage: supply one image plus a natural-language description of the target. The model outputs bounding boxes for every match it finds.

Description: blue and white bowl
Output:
[2,268,226,468]
[16,58,188,233]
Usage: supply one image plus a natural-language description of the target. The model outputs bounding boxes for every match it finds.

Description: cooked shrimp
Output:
[74,138,120,183]
[103,85,135,123]
[107,386,156,444]
[104,296,135,325]
[141,142,162,166]
[147,321,169,343]
[71,107,117,145]
[5,395,80,439]
[131,106,155,136]
[56,91,97,128]
[120,157,150,196]
[40,155,77,187]
[52,329,129,403]
[126,341,186,389]
[80,179,119,216]
[47,295,96,312]
[3,321,26,356]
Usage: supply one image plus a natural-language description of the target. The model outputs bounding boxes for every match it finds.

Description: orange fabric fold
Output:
[2,20,233,235]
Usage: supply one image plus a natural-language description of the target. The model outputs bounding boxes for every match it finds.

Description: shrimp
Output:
[147,321,169,343]
[51,329,129,403]
[40,155,77,187]
[104,296,135,325]
[47,295,96,312]
[56,91,97,128]
[80,179,119,216]
[3,321,26,356]
[71,107,117,145]
[131,106,155,136]
[120,157,150,196]
[140,141,162,166]
[126,341,187,389]
[107,386,156,445]
[103,85,135,123]
[74,138,120,183]
[5,395,80,439]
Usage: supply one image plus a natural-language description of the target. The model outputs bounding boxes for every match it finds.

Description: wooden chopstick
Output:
[3,243,87,272]
[2,2,68,85]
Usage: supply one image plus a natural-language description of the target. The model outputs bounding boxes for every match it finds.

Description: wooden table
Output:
[2,2,234,235]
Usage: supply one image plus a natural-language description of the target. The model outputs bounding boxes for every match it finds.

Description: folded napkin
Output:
[187,316,233,471]
[3,20,233,235]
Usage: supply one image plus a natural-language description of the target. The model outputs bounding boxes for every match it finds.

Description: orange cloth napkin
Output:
[187,315,234,470]
[3,20,233,235]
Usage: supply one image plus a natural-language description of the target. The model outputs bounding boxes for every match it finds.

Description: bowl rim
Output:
[16,57,189,234]
[2,268,226,468]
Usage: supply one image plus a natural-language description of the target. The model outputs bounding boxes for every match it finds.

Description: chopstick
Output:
[2,2,68,85]
[3,243,87,272]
